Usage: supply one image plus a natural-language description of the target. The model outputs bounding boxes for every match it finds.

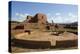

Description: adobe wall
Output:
[23,13,48,30]
[55,39,78,48]
[13,39,51,49]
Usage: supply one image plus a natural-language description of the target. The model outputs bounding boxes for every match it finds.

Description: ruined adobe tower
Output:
[22,13,48,30]
[24,13,47,24]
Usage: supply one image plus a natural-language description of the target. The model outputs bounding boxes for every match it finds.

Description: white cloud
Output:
[15,13,30,22]
[15,13,19,16]
[68,13,72,16]
[53,16,63,23]
[25,13,29,16]
[55,13,61,16]
[47,13,63,23]
[20,14,25,17]
[64,17,77,23]
[69,13,75,16]
[47,13,51,16]
[47,13,56,23]
[16,13,30,17]
[71,15,77,18]
[45,13,77,23]
[68,13,77,18]
[51,14,77,23]
[68,13,78,22]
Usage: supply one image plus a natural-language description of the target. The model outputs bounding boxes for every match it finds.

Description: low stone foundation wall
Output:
[55,39,78,48]
[12,39,51,49]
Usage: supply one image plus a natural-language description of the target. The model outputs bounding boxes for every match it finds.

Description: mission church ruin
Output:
[12,13,60,31]
[10,13,78,51]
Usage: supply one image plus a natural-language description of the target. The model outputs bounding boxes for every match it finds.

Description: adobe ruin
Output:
[13,13,51,30]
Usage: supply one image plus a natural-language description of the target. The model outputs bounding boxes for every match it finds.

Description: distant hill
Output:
[9,21,21,23]
[69,22,78,26]
[52,22,78,29]
[63,22,78,29]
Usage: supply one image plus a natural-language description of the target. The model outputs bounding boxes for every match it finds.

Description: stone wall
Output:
[12,39,51,49]
[55,39,78,48]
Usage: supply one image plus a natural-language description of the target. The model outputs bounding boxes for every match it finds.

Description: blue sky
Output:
[10,1,78,23]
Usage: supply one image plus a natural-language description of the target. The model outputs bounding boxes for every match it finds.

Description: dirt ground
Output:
[10,30,78,53]
[14,30,77,46]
